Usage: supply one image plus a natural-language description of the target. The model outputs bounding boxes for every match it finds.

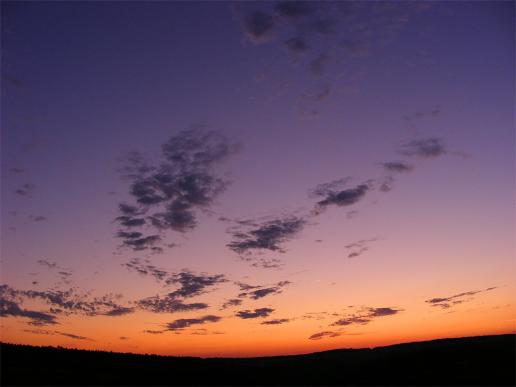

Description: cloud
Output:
[227,216,307,255]
[29,215,47,222]
[425,287,497,309]
[381,161,414,173]
[261,318,290,325]
[117,129,238,251]
[24,329,92,340]
[332,307,402,326]
[284,36,309,53]
[345,238,377,258]
[165,315,221,331]
[243,11,275,44]
[14,183,36,196]
[311,179,371,213]
[137,294,208,314]
[124,262,227,301]
[275,1,316,18]
[221,298,242,310]
[103,306,135,316]
[309,54,330,75]
[308,331,341,340]
[0,298,58,326]
[236,307,274,319]
[399,137,447,158]
[165,271,227,299]
[238,281,291,300]
[37,260,58,269]
[1,284,133,319]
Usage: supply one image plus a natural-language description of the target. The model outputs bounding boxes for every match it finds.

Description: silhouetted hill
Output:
[1,334,515,385]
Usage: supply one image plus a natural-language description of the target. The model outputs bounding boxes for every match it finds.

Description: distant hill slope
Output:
[1,334,515,385]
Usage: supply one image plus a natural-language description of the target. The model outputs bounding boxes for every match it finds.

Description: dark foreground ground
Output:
[1,334,515,386]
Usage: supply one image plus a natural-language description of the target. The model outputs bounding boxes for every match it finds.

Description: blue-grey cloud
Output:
[236,307,274,319]
[261,318,290,325]
[227,216,307,255]
[165,315,221,331]
[399,137,447,158]
[425,287,497,309]
[308,331,341,340]
[117,129,238,252]
[332,307,402,326]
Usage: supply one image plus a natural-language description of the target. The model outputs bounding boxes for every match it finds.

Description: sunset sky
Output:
[1,1,514,357]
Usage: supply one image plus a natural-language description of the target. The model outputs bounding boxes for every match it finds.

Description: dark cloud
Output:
[0,298,58,326]
[345,238,376,258]
[309,54,329,75]
[309,18,337,35]
[37,260,58,269]
[122,258,170,282]
[28,215,47,222]
[221,298,242,310]
[308,331,341,340]
[165,315,221,331]
[165,271,227,299]
[9,167,25,174]
[332,307,402,326]
[123,261,226,302]
[14,183,35,196]
[119,336,129,340]
[238,281,291,300]
[24,329,92,340]
[1,284,132,319]
[302,84,331,102]
[243,11,275,44]
[312,180,371,213]
[284,36,309,53]
[381,161,414,173]
[104,306,135,316]
[137,294,208,314]
[425,287,497,309]
[227,216,307,255]
[261,318,290,325]
[399,137,447,158]
[275,1,316,18]
[117,129,238,252]
[236,307,274,319]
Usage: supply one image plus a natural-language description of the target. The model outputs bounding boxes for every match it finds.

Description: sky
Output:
[0,0,514,357]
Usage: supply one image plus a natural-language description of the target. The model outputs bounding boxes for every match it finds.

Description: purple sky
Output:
[1,1,514,356]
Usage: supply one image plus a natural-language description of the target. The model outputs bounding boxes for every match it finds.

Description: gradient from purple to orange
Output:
[1,1,514,357]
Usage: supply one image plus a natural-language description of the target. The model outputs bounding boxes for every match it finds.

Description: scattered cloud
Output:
[227,215,307,255]
[14,183,36,196]
[332,306,402,326]
[0,298,58,326]
[261,318,290,325]
[345,238,377,258]
[399,137,447,159]
[308,331,341,340]
[381,161,414,173]
[236,307,274,319]
[124,262,227,306]
[311,179,371,214]
[116,129,238,252]
[243,11,275,44]
[23,329,92,340]
[165,315,221,331]
[221,298,242,310]
[237,280,291,300]
[137,294,208,314]
[425,287,497,309]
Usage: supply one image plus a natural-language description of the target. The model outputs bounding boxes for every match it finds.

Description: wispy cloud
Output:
[236,308,274,319]
[425,287,497,309]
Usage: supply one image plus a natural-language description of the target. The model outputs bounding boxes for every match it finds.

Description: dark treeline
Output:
[1,334,515,386]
